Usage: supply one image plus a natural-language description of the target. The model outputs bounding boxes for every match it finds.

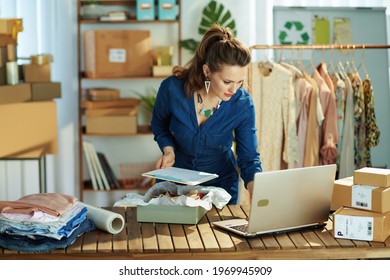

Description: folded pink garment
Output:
[0,193,77,217]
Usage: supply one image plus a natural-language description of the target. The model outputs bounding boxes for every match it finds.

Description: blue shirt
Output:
[151,76,262,204]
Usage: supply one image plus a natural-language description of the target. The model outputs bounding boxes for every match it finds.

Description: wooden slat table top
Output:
[1,205,390,260]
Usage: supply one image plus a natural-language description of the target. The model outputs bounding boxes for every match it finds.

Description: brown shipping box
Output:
[30,82,61,101]
[84,30,152,78]
[0,83,31,104]
[331,177,354,211]
[333,207,390,242]
[0,34,17,47]
[87,88,120,101]
[24,64,51,82]
[81,98,140,109]
[332,176,390,213]
[0,101,58,158]
[354,167,390,188]
[86,107,138,134]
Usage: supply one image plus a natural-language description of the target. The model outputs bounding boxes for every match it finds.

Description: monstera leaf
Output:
[199,0,236,36]
[179,0,237,53]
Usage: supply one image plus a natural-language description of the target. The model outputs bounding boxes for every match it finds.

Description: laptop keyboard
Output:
[230,224,248,232]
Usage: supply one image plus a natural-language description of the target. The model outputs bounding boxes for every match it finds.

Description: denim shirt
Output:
[151,76,262,203]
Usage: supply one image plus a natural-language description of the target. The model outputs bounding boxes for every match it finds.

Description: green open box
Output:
[136,204,208,224]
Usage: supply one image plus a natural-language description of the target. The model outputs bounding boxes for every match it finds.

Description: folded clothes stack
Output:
[0,193,95,252]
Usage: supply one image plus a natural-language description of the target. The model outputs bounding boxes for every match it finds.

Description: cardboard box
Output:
[30,82,61,101]
[0,83,31,104]
[0,18,23,35]
[84,30,152,78]
[333,207,390,242]
[0,101,58,158]
[158,0,177,20]
[354,167,390,188]
[136,0,155,20]
[23,64,51,82]
[137,205,208,224]
[7,44,16,61]
[332,176,390,213]
[331,177,354,211]
[82,98,140,109]
[0,34,17,47]
[86,107,138,134]
[87,88,120,101]
[152,65,173,77]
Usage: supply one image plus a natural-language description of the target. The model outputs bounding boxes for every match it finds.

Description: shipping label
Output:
[351,185,378,210]
[109,48,126,63]
[334,214,374,241]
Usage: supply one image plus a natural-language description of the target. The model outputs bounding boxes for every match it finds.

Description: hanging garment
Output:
[330,71,346,169]
[302,71,320,167]
[362,78,380,166]
[350,71,366,169]
[280,62,309,168]
[339,72,355,178]
[253,62,298,171]
[314,65,338,165]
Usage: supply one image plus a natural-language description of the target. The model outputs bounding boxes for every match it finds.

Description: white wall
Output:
[1,0,390,203]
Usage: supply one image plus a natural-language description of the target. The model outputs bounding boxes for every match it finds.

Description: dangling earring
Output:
[204,77,211,95]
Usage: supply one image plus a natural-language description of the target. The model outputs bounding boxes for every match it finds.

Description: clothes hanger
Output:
[337,46,347,78]
[351,45,359,74]
[328,45,337,75]
[358,45,370,79]
[258,48,273,76]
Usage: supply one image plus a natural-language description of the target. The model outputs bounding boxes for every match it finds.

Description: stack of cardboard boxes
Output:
[332,167,390,242]
[0,18,60,158]
[83,89,140,135]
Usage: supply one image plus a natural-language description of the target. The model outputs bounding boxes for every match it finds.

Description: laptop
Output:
[212,164,337,237]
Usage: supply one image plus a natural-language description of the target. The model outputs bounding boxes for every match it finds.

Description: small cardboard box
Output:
[152,65,173,77]
[0,34,17,47]
[23,64,51,82]
[0,18,23,35]
[84,30,151,78]
[137,204,208,224]
[354,167,390,188]
[332,176,390,213]
[30,82,61,101]
[158,0,177,20]
[0,83,31,104]
[136,0,155,20]
[333,207,390,242]
[86,107,138,134]
[87,88,120,101]
[0,101,58,158]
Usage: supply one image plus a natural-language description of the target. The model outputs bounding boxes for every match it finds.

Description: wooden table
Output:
[1,205,390,260]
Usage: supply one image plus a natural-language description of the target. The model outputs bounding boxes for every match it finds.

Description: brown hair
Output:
[173,24,251,97]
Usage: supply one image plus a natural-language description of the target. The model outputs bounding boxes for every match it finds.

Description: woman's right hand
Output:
[156,151,175,169]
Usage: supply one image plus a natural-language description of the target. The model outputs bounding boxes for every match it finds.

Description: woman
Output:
[151,24,262,204]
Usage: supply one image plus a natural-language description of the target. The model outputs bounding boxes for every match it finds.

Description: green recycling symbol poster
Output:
[275,12,311,45]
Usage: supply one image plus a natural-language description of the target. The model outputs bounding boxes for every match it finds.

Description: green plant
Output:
[179,0,237,53]
[133,87,157,113]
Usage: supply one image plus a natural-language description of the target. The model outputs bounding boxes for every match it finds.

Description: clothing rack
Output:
[247,43,390,92]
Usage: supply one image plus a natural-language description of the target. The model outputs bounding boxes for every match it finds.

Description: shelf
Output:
[82,125,152,136]
[80,74,170,81]
[81,19,179,24]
